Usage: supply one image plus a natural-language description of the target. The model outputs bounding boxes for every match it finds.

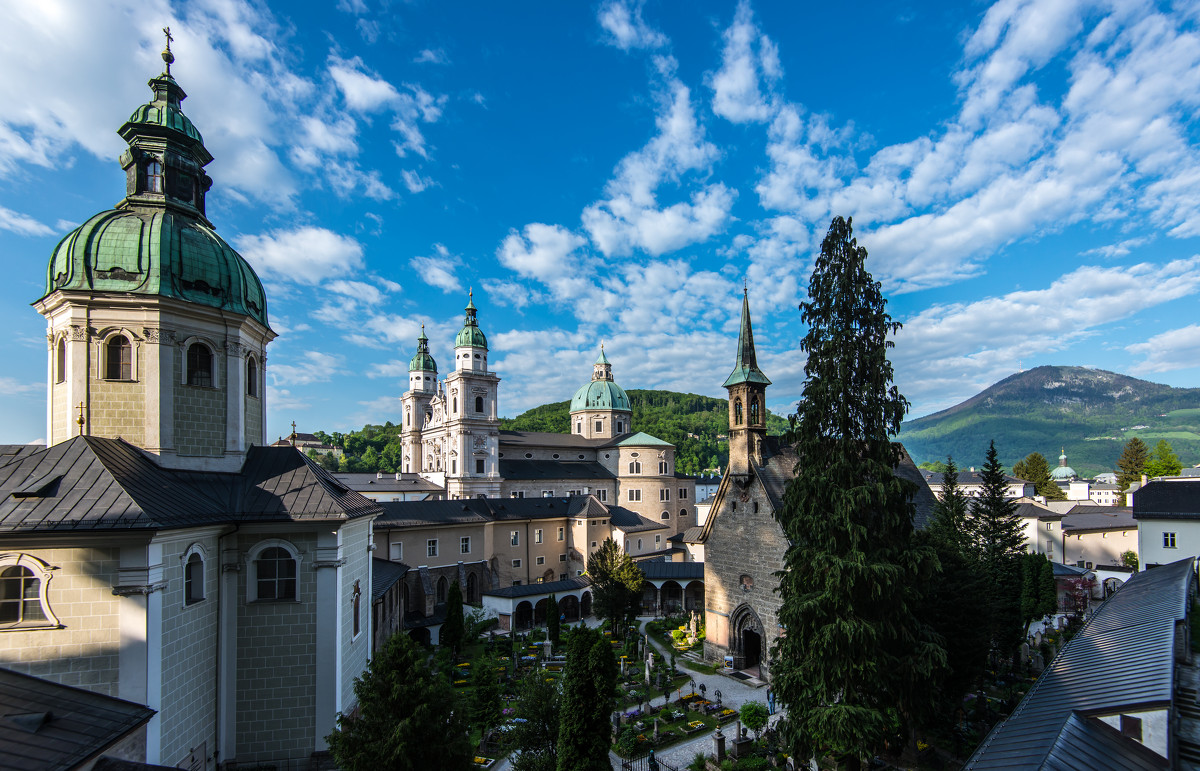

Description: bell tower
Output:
[444,291,501,498]
[723,289,770,474]
[400,326,437,474]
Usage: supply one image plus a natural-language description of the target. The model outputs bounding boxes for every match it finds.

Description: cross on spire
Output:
[161,26,175,75]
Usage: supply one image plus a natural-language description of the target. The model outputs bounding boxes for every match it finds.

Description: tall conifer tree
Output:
[774,216,943,768]
[556,626,617,771]
[1117,437,1149,505]
[929,456,971,549]
[970,441,1026,655]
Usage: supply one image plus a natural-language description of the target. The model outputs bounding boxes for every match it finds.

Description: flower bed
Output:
[473,756,494,768]
[682,720,706,734]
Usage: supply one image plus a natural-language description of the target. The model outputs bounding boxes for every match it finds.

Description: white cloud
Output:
[401,169,434,193]
[597,0,667,51]
[0,206,52,236]
[411,244,463,293]
[336,0,368,13]
[327,279,393,306]
[268,350,345,387]
[414,49,449,65]
[708,1,779,124]
[0,377,41,395]
[1081,236,1152,258]
[1127,324,1200,373]
[235,226,364,285]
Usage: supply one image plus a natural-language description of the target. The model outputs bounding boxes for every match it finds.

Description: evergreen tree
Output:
[469,655,503,739]
[587,537,644,634]
[970,440,1026,656]
[774,216,944,769]
[928,456,971,551]
[557,626,617,771]
[1012,452,1064,500]
[1117,437,1149,505]
[442,580,465,653]
[510,671,562,771]
[1019,553,1040,625]
[546,593,560,645]
[327,632,473,771]
[1037,558,1058,618]
[1145,439,1183,478]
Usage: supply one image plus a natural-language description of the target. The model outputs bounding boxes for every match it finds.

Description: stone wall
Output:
[235,531,318,762]
[91,376,147,447]
[173,352,225,457]
[244,390,262,448]
[0,546,122,695]
[158,532,220,767]
[51,379,70,445]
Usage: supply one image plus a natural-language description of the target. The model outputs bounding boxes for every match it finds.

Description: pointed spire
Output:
[409,323,437,372]
[723,289,771,387]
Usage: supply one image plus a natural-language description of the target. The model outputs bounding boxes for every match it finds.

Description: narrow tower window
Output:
[187,343,212,387]
[145,160,163,193]
[55,338,66,384]
[105,335,131,380]
[475,395,484,413]
[750,396,760,426]
[246,356,258,396]
[734,398,743,426]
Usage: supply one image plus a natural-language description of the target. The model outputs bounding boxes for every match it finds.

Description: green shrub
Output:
[529,628,546,643]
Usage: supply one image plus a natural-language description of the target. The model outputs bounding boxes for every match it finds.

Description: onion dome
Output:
[39,30,269,329]
[454,291,488,349]
[1051,448,1077,481]
[408,325,438,372]
[570,345,631,411]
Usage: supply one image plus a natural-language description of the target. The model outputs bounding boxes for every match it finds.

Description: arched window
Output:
[55,338,66,384]
[246,356,258,397]
[466,572,478,603]
[734,398,743,426]
[105,335,131,380]
[352,580,362,638]
[453,397,458,413]
[184,549,205,605]
[0,555,57,628]
[475,395,484,413]
[187,343,213,387]
[145,160,163,193]
[252,545,298,601]
[437,576,448,604]
[628,461,641,474]
[680,508,687,518]
[660,511,670,520]
[750,396,760,426]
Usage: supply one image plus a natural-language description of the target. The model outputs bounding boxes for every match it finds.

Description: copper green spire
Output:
[455,290,488,349]
[723,288,771,387]
[409,324,437,372]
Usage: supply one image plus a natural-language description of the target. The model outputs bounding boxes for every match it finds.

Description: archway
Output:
[466,572,478,604]
[409,627,431,647]
[580,591,592,617]
[534,598,548,626]
[514,601,534,630]
[742,627,762,670]
[729,603,765,674]
[661,581,683,614]
[560,594,580,621]
[683,580,704,611]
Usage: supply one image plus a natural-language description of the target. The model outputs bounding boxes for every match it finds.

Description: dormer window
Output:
[145,160,163,193]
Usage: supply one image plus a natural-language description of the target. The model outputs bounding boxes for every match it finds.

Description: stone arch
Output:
[466,572,479,604]
[580,591,592,617]
[729,602,765,672]
[661,580,683,613]
[514,600,534,630]
[534,598,548,626]
[560,594,580,621]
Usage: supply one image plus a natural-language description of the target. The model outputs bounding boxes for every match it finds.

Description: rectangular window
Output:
[536,556,545,565]
[679,488,687,499]
[560,573,568,581]
[389,542,402,561]
[660,489,670,501]
[460,536,471,554]
[591,541,597,548]
[476,459,485,474]
[512,559,522,568]
[559,553,567,562]
[513,580,522,586]
[598,489,607,502]
[557,527,565,541]
[451,460,457,474]
[542,490,553,497]
[1045,522,1052,530]
[595,421,602,432]
[629,461,641,474]
[535,528,543,544]
[628,489,641,502]
[511,491,525,498]
[511,530,520,546]
[1120,715,1143,741]
[655,535,661,545]
[1164,532,1177,548]
[659,461,668,474]
[427,539,438,557]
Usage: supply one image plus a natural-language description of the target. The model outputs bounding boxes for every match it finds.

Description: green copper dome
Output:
[44,209,269,327]
[409,327,437,372]
[570,379,631,412]
[123,78,205,146]
[455,294,488,349]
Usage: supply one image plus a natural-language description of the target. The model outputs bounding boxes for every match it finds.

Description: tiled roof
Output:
[1133,480,1200,519]
[373,495,598,529]
[608,506,669,533]
[1013,500,1064,522]
[498,459,616,481]
[1061,507,1136,532]
[0,437,382,533]
[483,575,591,599]
[679,526,705,543]
[0,666,155,771]
[965,557,1193,770]
[371,558,409,603]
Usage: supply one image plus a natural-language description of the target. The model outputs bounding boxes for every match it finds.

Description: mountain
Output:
[501,389,789,475]
[897,366,1200,476]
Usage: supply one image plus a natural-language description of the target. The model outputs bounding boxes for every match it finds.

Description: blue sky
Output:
[2,0,1200,445]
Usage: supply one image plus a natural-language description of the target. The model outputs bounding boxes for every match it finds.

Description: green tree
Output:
[1121,550,1139,571]
[1037,557,1058,618]
[928,456,971,551]
[318,451,339,471]
[557,626,617,771]
[327,632,473,770]
[739,701,769,740]
[510,671,562,771]
[442,580,465,654]
[468,655,503,738]
[1019,553,1040,626]
[1117,437,1149,505]
[970,441,1026,655]
[586,537,644,634]
[1145,439,1183,478]
[774,216,944,769]
[1012,452,1065,500]
[546,593,560,646]
[918,459,948,473]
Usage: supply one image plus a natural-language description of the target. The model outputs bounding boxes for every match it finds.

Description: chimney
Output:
[395,472,401,481]
[1142,474,1148,485]
[376,471,383,479]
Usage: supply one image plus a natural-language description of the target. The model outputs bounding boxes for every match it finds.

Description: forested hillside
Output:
[306,389,786,475]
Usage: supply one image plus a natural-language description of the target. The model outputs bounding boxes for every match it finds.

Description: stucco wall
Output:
[173,350,225,457]
[1064,528,1138,568]
[1138,518,1200,568]
[340,518,372,712]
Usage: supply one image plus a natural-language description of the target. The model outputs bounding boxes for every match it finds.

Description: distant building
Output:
[270,430,344,458]
[1133,479,1200,569]
[1014,498,1064,562]
[921,469,1034,499]
[1060,505,1138,570]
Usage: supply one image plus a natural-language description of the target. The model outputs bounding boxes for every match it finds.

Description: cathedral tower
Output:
[723,290,771,474]
[33,38,274,471]
[444,292,501,498]
[400,325,437,473]
[570,345,632,439]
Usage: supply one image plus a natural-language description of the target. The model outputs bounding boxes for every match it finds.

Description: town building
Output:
[1014,498,1065,562]
[921,468,1035,499]
[1133,479,1200,570]
[1060,505,1138,571]
[0,47,378,769]
[698,291,937,678]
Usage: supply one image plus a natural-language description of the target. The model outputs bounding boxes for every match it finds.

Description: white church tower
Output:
[400,325,437,474]
[444,292,501,498]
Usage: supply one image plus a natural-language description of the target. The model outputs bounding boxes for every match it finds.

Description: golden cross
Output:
[76,402,86,435]
[162,26,175,75]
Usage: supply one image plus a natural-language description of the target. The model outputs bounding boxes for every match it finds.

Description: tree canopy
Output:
[586,537,644,634]
[774,216,943,768]
[509,671,562,771]
[1117,436,1149,505]
[970,441,1026,655]
[1012,452,1065,500]
[1145,438,1183,478]
[327,632,473,771]
[442,580,465,653]
[557,625,617,771]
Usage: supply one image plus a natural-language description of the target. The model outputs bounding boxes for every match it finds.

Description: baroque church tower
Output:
[442,293,501,498]
[400,325,437,474]
[570,346,633,439]
[33,35,274,471]
[723,290,771,474]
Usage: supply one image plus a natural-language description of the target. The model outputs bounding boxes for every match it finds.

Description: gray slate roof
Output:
[1133,480,1200,519]
[965,557,1193,770]
[608,506,668,533]
[639,561,704,581]
[0,436,381,534]
[1061,507,1136,532]
[335,473,443,493]
[374,495,598,529]
[371,558,409,603]
[483,575,591,599]
[1039,712,1168,771]
[499,459,615,481]
[0,666,155,771]
[499,430,608,449]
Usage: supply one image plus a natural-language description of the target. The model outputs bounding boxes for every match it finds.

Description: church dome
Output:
[45,209,269,327]
[454,294,487,349]
[570,379,631,412]
[1051,450,1076,481]
[409,326,437,372]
